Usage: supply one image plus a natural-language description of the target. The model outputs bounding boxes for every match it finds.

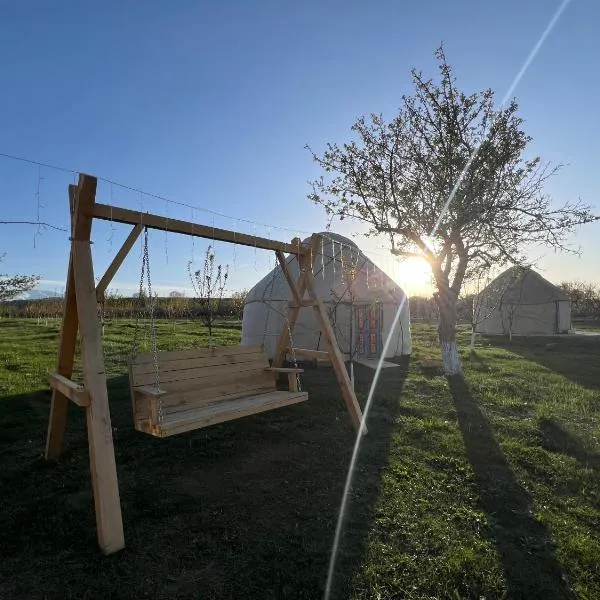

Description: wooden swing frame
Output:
[45,173,364,555]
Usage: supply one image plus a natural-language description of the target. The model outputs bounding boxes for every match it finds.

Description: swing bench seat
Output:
[128,345,307,438]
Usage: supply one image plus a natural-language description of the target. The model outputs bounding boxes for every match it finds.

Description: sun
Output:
[395,257,433,295]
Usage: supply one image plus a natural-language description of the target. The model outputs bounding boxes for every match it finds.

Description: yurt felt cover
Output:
[475,266,571,335]
[242,233,412,358]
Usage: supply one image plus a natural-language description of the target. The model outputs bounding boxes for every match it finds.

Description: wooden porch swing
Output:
[127,225,309,437]
[45,174,364,555]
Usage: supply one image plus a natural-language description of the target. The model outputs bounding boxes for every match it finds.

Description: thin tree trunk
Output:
[470,326,476,350]
[436,285,462,376]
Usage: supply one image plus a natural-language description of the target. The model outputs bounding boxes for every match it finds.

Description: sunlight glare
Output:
[395,257,433,295]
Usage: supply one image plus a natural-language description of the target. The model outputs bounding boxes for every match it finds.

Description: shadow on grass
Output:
[0,361,409,600]
[540,417,600,470]
[328,357,410,599]
[487,335,600,391]
[448,376,574,600]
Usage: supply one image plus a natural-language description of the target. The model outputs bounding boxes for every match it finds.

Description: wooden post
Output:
[45,184,85,459]
[45,174,125,554]
[73,238,124,554]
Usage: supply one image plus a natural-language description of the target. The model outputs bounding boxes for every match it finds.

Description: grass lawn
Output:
[1,318,599,599]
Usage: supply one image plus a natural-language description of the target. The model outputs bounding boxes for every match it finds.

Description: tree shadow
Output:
[486,335,600,391]
[0,361,409,599]
[539,417,600,471]
[448,376,574,600]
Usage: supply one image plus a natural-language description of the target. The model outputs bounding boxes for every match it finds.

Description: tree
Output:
[188,245,229,345]
[559,281,600,317]
[230,289,248,320]
[307,46,597,374]
[0,254,40,302]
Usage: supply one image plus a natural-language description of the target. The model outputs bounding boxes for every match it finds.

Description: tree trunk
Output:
[469,326,476,350]
[436,285,462,376]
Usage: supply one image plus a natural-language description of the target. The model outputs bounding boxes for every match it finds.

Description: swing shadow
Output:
[0,361,410,600]
[447,376,574,600]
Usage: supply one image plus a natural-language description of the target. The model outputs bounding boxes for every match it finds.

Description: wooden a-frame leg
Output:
[45,187,80,460]
[73,239,125,554]
[272,249,313,369]
[271,235,364,432]
[305,269,365,432]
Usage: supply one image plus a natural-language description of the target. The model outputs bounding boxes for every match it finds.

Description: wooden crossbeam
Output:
[93,203,304,255]
[47,372,90,407]
[96,224,143,300]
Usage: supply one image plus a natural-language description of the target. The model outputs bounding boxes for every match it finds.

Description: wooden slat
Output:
[135,385,167,397]
[265,367,304,373]
[158,383,276,416]
[288,300,317,308]
[96,224,143,300]
[131,350,265,376]
[157,368,274,400]
[154,390,308,437]
[93,203,304,255]
[132,357,269,387]
[47,372,90,407]
[287,348,330,360]
[130,344,262,366]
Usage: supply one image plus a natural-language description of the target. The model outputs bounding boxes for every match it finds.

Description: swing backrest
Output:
[128,345,279,429]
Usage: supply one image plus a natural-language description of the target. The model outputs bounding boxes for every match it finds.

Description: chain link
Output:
[285,316,301,392]
[131,227,163,423]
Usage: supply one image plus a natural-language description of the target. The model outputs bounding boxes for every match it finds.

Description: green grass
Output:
[1,319,599,599]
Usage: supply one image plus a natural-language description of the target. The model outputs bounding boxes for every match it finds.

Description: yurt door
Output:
[356,303,383,359]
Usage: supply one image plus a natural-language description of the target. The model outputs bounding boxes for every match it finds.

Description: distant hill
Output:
[17,289,64,300]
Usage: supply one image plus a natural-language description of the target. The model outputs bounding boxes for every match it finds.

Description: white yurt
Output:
[241,233,411,360]
[475,266,571,336]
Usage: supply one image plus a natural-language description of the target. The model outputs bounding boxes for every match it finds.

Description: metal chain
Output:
[131,228,163,423]
[143,229,162,423]
[285,316,301,392]
[130,233,148,359]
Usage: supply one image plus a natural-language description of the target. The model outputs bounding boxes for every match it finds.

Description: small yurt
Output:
[241,233,411,360]
[475,266,571,336]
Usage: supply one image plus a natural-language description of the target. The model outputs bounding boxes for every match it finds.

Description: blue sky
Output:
[1,0,598,297]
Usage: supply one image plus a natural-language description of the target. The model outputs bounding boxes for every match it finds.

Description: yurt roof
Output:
[245,232,406,305]
[479,266,569,306]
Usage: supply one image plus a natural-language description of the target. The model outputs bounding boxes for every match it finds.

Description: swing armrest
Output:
[265,367,302,392]
[134,385,168,397]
